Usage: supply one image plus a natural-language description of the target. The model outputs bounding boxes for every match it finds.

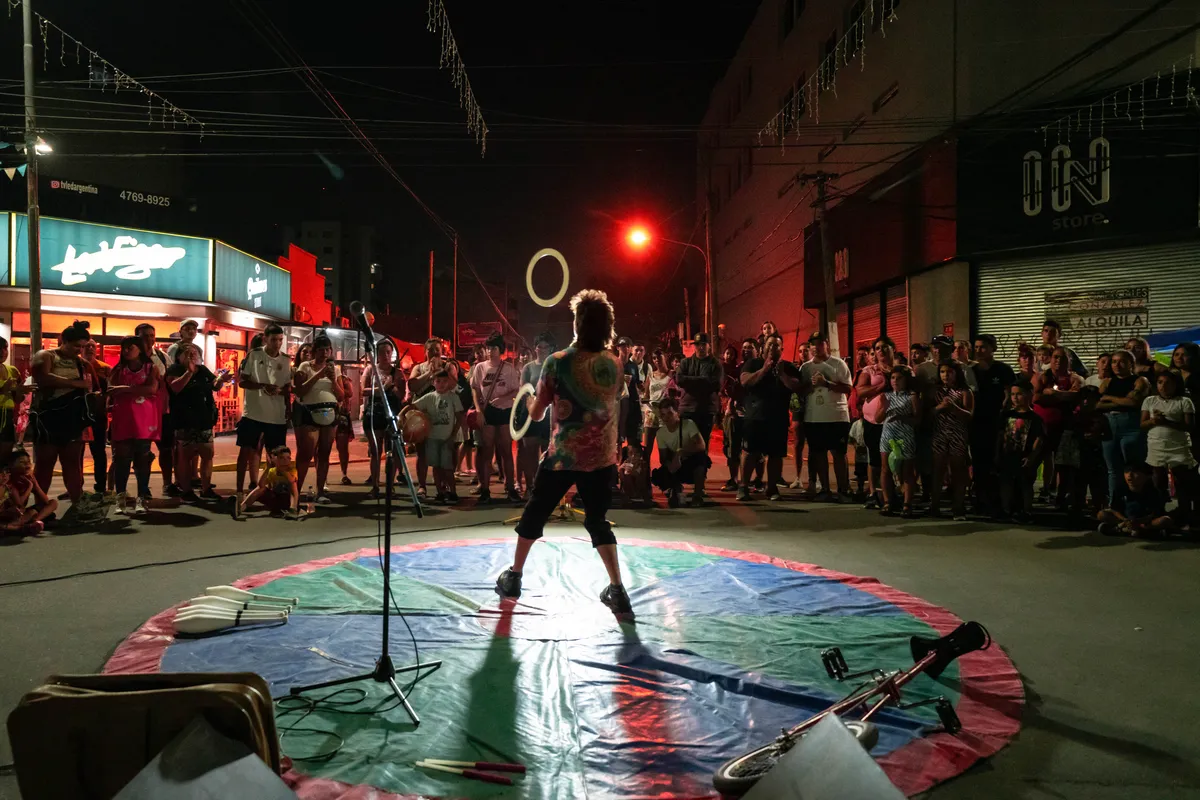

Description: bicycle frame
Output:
[784,649,940,739]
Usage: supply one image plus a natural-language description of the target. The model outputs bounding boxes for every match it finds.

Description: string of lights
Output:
[426,0,488,155]
[757,0,901,146]
[1038,51,1197,143]
[3,3,203,134]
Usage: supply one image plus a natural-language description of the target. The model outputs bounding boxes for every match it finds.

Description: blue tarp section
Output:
[156,541,949,799]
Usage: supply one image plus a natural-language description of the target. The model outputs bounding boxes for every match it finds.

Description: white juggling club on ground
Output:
[172,607,289,635]
[184,595,291,614]
[204,585,298,606]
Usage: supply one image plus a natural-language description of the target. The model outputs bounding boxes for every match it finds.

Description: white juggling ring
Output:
[509,382,537,441]
[526,248,569,308]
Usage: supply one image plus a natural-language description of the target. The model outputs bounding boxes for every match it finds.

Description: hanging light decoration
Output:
[426,0,489,156]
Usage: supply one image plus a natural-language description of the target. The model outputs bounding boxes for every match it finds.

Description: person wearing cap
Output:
[470,332,522,504]
[799,330,854,501]
[970,333,1016,514]
[1041,319,1088,377]
[166,319,201,365]
[675,332,724,464]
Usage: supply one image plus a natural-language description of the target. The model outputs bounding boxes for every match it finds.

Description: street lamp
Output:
[623,224,713,344]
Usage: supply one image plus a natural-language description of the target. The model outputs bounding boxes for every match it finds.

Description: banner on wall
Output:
[214,242,291,320]
[11,215,211,301]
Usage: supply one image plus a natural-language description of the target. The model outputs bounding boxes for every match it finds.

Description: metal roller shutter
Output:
[853,292,881,352]
[977,241,1200,366]
[885,284,908,355]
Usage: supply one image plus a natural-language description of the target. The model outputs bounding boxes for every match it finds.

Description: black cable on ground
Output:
[0,518,502,589]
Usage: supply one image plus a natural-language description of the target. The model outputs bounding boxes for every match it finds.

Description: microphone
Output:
[349,300,375,353]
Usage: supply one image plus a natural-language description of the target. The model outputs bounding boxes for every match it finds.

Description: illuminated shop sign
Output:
[11,215,210,301]
[214,242,291,319]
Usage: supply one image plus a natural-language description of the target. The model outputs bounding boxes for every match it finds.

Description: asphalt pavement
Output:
[2,443,1198,799]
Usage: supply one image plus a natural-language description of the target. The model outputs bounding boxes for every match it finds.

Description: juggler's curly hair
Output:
[570,289,616,352]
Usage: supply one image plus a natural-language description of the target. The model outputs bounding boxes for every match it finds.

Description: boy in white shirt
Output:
[409,370,465,504]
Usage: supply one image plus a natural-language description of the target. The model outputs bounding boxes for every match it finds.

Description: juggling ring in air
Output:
[526,248,569,308]
[509,383,537,441]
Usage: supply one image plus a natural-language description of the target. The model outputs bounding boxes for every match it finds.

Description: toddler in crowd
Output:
[234,446,298,518]
[1,450,56,535]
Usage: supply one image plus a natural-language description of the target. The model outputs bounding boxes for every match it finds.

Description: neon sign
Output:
[51,236,187,286]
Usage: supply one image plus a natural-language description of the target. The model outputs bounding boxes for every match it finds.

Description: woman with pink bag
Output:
[854,336,895,509]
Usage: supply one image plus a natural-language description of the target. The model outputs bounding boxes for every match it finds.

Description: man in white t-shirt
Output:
[651,396,709,507]
[799,331,854,501]
[235,323,293,505]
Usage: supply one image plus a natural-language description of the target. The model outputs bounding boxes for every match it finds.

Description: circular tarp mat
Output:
[108,535,1023,799]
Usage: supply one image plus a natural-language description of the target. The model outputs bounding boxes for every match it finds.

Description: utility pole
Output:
[427,250,434,340]
[683,287,691,342]
[452,234,458,357]
[704,198,715,348]
[802,172,839,357]
[22,0,41,353]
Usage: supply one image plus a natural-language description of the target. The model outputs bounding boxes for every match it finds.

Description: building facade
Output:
[700,0,1200,361]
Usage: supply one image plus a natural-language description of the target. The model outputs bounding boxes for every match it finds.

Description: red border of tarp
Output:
[105,536,1023,799]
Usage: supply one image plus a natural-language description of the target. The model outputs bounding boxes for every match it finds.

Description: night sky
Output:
[2,1,760,340]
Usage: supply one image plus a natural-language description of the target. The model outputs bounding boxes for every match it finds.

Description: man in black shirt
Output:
[738,335,802,501]
[676,332,724,455]
[970,333,1016,515]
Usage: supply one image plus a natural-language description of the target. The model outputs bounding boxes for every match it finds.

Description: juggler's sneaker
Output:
[600,583,633,614]
[495,568,522,599]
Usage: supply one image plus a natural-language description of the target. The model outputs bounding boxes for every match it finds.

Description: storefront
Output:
[958,95,1200,365]
[1,213,294,431]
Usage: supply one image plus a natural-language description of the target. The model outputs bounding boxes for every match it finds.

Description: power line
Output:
[227,0,524,344]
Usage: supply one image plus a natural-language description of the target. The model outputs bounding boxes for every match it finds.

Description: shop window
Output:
[872,81,900,113]
[12,312,82,335]
[819,32,838,90]
[781,0,805,40]
[845,0,866,57]
[843,113,866,140]
[105,317,159,338]
[870,0,900,32]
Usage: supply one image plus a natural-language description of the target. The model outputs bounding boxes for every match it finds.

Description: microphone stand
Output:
[288,325,439,726]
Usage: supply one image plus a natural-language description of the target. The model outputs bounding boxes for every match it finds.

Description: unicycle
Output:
[712,621,991,796]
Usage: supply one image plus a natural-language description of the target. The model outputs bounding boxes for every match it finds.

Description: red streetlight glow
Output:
[626,226,650,248]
